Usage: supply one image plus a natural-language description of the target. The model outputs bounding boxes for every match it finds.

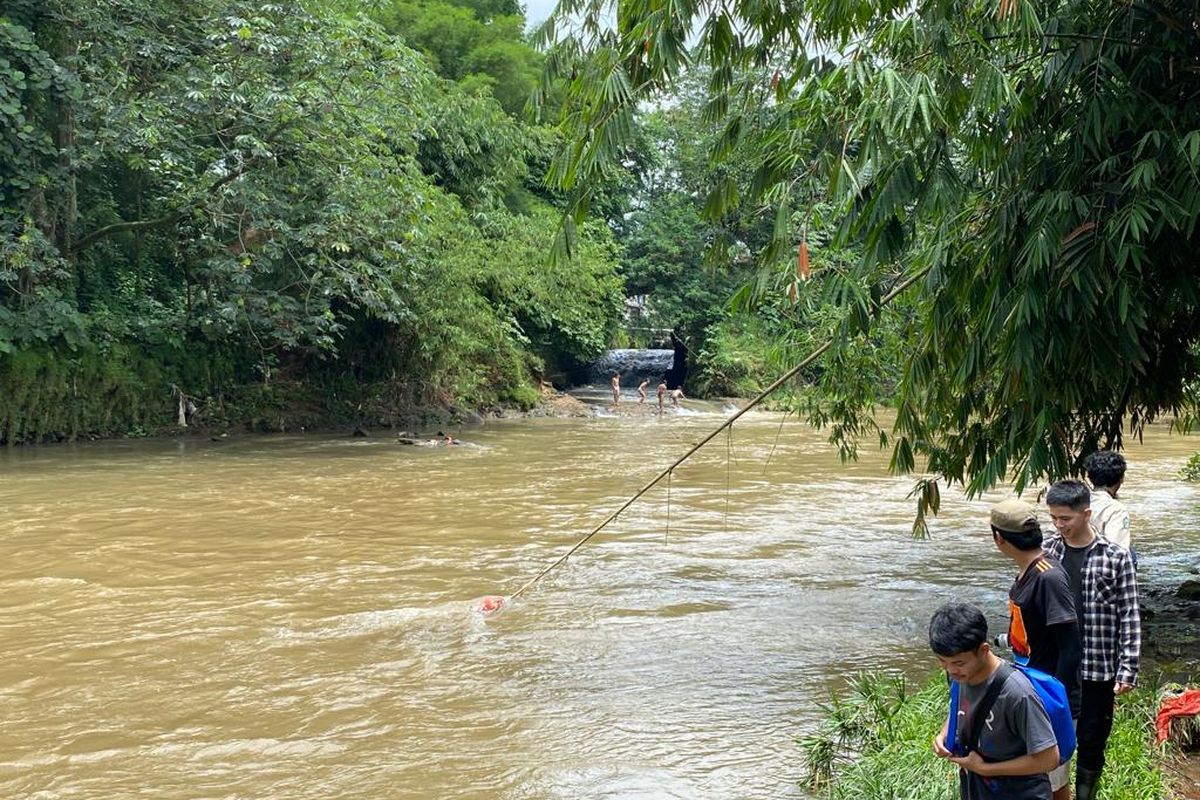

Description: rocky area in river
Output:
[1141,570,1200,677]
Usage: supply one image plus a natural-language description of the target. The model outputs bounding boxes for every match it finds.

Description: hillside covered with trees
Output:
[1,0,628,442]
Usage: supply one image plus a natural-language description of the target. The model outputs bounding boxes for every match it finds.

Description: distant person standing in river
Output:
[1085,451,1132,555]
[670,387,685,407]
[656,379,667,413]
[638,378,649,403]
[611,372,621,405]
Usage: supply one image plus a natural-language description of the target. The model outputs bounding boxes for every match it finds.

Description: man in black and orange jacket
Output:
[990,499,1082,800]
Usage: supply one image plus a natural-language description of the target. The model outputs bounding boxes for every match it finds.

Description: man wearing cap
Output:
[991,499,1082,800]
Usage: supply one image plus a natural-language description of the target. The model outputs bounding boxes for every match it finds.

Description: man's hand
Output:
[932,731,952,758]
[947,751,988,776]
[1115,682,1135,695]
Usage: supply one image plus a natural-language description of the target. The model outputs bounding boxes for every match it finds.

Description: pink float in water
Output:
[475,595,507,615]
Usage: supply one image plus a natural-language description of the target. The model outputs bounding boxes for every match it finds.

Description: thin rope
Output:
[724,426,732,533]
[665,467,672,544]
[506,267,930,602]
[764,410,790,473]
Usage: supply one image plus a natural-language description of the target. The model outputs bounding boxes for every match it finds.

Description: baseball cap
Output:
[990,499,1039,534]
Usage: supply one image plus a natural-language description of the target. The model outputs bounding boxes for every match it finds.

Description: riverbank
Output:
[798,603,1200,797]
[1143,579,1200,679]
[800,599,1200,800]
[0,376,597,446]
[800,674,1173,800]
[2,375,711,446]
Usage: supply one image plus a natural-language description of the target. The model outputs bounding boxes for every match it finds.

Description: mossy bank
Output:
[0,344,562,445]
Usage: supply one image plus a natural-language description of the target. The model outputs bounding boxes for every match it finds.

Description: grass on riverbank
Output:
[799,672,1168,800]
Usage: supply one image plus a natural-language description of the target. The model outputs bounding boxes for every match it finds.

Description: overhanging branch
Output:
[68,212,183,254]
[67,117,299,256]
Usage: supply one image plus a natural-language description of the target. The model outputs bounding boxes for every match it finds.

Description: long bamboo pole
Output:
[505,267,929,602]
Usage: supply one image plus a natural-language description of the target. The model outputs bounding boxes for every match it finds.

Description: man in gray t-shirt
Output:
[956,666,1058,799]
[931,603,1060,800]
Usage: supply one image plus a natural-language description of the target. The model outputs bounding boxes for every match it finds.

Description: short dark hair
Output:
[929,602,988,657]
[1086,450,1127,488]
[992,526,1044,551]
[1046,479,1091,511]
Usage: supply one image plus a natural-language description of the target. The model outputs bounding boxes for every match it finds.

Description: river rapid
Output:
[3,408,1198,799]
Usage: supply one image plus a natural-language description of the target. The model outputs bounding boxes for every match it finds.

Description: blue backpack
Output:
[947,662,1075,766]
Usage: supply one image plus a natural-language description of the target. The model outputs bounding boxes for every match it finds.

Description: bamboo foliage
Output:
[538,0,1200,508]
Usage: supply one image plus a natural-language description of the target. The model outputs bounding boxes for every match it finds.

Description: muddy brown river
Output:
[2,407,1197,798]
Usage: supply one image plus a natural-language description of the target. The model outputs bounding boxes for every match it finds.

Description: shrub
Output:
[1178,452,1200,482]
[799,672,1167,800]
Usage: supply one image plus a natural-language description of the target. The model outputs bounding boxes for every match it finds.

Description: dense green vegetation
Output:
[1,0,912,447]
[800,673,1166,800]
[617,75,917,403]
[374,0,539,116]
[0,0,622,443]
[1180,452,1200,482]
[9,0,1200,497]
[537,0,1200,507]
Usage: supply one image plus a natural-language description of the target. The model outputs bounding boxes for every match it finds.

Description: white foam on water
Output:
[273,602,472,642]
[4,576,91,587]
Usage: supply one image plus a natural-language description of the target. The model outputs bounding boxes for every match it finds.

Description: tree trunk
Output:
[53,17,78,265]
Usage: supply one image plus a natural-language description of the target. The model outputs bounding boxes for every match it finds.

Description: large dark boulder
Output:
[1177,579,1200,601]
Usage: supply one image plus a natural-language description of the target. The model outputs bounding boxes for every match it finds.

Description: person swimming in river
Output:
[435,430,460,445]
[611,372,621,404]
[656,379,667,413]
[638,378,649,403]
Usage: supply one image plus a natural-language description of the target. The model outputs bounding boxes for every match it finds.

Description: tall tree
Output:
[536,0,1200,518]
[1,1,625,443]
[373,0,541,116]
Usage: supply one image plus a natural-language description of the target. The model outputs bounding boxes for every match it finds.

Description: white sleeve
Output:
[1100,503,1131,549]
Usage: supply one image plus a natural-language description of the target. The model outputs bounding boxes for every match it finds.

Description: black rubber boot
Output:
[1075,766,1102,800]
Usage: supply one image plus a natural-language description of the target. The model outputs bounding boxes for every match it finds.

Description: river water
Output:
[2,407,1198,799]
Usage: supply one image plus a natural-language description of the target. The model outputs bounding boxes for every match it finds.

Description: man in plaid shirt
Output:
[1042,479,1140,800]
